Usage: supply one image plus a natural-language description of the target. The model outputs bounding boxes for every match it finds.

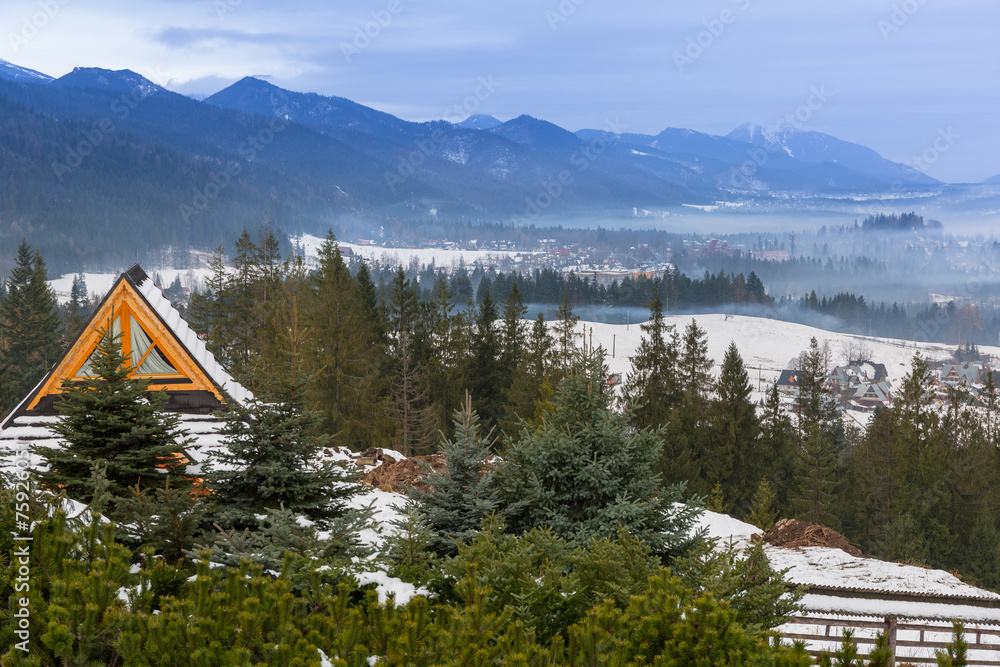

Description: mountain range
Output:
[0,58,977,269]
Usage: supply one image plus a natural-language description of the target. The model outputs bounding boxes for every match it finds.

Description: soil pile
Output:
[761,518,862,557]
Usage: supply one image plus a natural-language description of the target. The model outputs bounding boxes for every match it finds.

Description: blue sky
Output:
[4,0,999,182]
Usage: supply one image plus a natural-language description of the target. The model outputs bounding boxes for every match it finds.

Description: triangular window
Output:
[129,315,177,375]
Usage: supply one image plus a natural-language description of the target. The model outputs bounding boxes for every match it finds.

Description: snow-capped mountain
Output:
[0,58,53,83]
[727,123,940,186]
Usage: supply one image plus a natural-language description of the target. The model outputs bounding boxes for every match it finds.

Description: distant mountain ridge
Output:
[0,58,970,270]
[0,58,52,83]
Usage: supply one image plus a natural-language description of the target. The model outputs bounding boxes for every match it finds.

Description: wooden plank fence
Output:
[783,616,1000,666]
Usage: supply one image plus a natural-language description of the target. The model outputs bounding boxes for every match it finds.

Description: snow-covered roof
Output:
[696,510,1000,624]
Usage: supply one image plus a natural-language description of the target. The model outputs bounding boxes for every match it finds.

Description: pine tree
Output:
[207,322,368,531]
[499,347,703,561]
[33,323,192,502]
[411,394,498,556]
[0,240,61,412]
[499,281,528,384]
[708,342,761,516]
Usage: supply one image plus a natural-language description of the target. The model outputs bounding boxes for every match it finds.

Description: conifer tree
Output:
[790,429,839,528]
[467,282,504,432]
[760,383,796,511]
[499,281,528,382]
[623,291,679,430]
[708,342,761,516]
[208,318,367,531]
[553,290,579,374]
[302,232,391,449]
[502,313,556,433]
[499,348,702,561]
[389,330,439,456]
[0,240,61,412]
[33,323,192,502]
[411,394,498,556]
[749,477,778,530]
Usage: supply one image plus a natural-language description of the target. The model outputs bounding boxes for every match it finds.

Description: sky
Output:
[3,0,999,183]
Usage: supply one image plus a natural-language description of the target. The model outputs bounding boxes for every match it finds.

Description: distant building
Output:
[750,250,790,262]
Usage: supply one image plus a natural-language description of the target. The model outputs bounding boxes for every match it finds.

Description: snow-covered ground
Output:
[577,313,1000,428]
[295,233,518,270]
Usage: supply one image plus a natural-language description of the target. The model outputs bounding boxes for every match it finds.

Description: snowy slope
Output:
[577,314,999,424]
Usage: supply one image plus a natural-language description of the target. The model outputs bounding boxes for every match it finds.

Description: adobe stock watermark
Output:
[340,0,405,63]
[546,0,586,31]
[878,0,930,41]
[512,116,626,224]
[11,445,34,653]
[213,0,242,22]
[673,0,752,73]
[180,94,291,222]
[891,127,959,194]
[51,67,171,181]
[384,75,501,192]
[8,0,72,51]
[729,85,833,189]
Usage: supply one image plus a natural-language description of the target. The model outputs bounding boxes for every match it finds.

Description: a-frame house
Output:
[0,264,251,473]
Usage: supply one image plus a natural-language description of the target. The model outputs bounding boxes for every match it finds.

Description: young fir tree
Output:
[748,477,778,530]
[33,323,192,502]
[708,342,761,517]
[207,325,367,531]
[411,394,499,556]
[0,240,61,412]
[499,347,703,561]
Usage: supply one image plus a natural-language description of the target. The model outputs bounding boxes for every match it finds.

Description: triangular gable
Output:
[4,265,251,425]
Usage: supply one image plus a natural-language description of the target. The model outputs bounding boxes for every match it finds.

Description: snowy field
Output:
[295,233,519,269]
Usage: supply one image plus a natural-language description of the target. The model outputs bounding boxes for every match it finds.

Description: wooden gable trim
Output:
[24,274,226,413]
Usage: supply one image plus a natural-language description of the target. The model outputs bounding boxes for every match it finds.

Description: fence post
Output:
[886,616,897,667]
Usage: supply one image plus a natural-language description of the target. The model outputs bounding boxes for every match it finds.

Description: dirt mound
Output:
[362,455,445,494]
[761,518,862,557]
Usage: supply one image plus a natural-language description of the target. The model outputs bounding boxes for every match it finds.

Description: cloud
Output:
[151,27,294,50]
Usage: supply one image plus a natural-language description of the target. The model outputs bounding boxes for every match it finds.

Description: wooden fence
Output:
[783,616,1000,666]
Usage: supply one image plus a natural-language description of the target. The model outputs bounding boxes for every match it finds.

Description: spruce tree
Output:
[760,383,796,511]
[466,282,504,432]
[502,313,556,433]
[708,342,761,516]
[789,429,839,527]
[411,394,499,556]
[623,291,679,430]
[0,240,61,412]
[208,319,368,530]
[553,290,579,375]
[33,323,192,502]
[499,348,703,561]
[302,232,391,449]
